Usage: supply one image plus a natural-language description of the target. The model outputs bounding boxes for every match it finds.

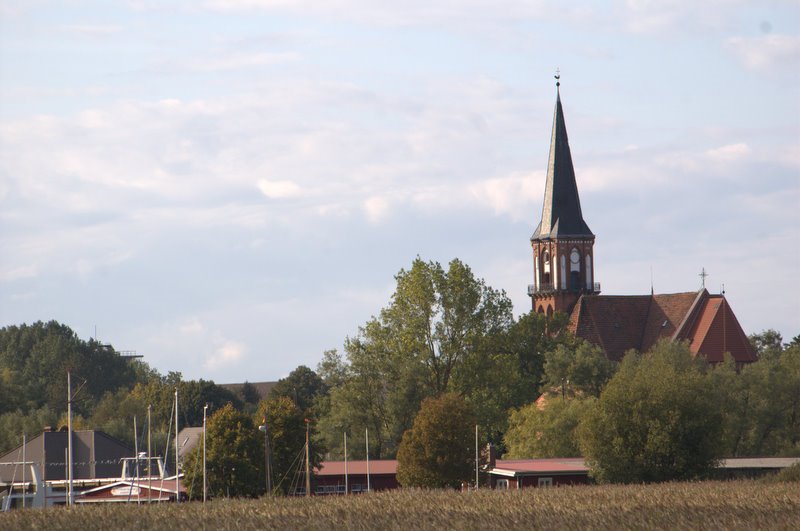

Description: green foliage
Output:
[542,341,617,398]
[749,329,785,360]
[269,365,328,414]
[505,398,594,458]
[0,406,59,454]
[318,257,519,458]
[0,321,144,417]
[396,393,476,488]
[238,381,261,406]
[255,396,324,495]
[761,462,800,483]
[184,403,263,499]
[579,341,724,483]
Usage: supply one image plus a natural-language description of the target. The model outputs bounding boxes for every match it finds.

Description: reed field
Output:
[2,480,799,530]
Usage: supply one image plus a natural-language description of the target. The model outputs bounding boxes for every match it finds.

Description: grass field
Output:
[2,480,799,530]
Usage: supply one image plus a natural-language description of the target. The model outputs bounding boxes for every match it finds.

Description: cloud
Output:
[62,24,123,36]
[705,143,751,162]
[364,195,390,223]
[468,171,540,222]
[205,341,247,370]
[187,51,301,72]
[727,34,800,70]
[257,179,304,199]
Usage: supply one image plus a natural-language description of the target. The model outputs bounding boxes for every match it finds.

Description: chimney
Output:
[486,443,496,469]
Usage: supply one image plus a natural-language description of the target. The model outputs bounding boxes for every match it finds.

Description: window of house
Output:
[538,477,553,487]
[496,479,509,490]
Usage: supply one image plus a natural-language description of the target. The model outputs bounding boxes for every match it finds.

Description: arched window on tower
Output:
[570,248,581,292]
[586,255,593,290]
[546,305,553,317]
[543,251,551,289]
[560,255,567,290]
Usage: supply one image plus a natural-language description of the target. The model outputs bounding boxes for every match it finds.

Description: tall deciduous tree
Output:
[184,403,263,499]
[317,258,514,459]
[578,341,724,483]
[396,393,476,489]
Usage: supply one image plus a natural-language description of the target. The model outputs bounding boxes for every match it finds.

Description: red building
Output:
[529,83,756,364]
[487,458,590,489]
[315,460,398,494]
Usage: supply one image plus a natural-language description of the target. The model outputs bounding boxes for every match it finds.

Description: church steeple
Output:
[532,86,593,239]
[529,79,598,316]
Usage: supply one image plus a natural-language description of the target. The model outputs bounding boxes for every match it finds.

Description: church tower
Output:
[529,80,599,315]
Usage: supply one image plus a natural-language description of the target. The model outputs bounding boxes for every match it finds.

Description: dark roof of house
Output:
[568,289,757,363]
[532,88,593,240]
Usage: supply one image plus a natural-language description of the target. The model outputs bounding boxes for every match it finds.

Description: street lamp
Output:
[258,422,272,495]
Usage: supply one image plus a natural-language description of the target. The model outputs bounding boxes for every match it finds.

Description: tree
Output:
[269,365,328,414]
[578,341,724,483]
[255,396,324,495]
[749,329,784,360]
[542,341,617,398]
[504,398,594,458]
[318,258,514,459]
[183,403,263,498]
[0,321,146,416]
[396,393,476,488]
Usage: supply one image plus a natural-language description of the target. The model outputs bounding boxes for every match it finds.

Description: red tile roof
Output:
[318,460,397,476]
[569,289,756,363]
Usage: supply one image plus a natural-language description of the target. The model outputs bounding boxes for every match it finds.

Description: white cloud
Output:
[363,195,390,223]
[62,24,123,36]
[468,171,540,222]
[727,34,800,70]
[257,179,304,199]
[205,341,247,370]
[705,142,751,162]
[187,51,301,72]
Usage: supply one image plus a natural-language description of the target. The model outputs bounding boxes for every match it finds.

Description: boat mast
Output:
[175,388,180,503]
[304,419,311,497]
[148,404,152,504]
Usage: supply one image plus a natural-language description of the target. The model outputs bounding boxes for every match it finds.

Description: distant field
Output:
[2,480,799,530]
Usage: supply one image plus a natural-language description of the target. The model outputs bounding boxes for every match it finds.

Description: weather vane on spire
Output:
[555,68,561,88]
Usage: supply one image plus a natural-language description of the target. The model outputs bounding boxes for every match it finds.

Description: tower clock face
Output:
[570,249,580,264]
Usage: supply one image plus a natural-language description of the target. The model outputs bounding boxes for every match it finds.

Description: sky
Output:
[1,1,798,383]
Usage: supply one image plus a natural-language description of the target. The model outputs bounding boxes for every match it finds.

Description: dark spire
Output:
[531,81,593,240]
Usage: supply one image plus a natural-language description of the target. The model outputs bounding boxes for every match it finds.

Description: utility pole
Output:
[203,404,208,504]
[343,431,348,495]
[67,371,73,506]
[134,416,140,504]
[475,424,479,490]
[258,418,272,496]
[21,433,26,509]
[365,428,370,493]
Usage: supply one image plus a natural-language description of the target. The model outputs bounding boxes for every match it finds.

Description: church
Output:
[528,82,757,365]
